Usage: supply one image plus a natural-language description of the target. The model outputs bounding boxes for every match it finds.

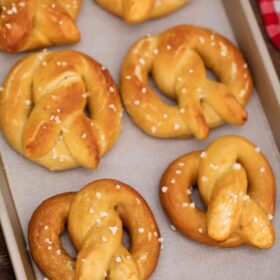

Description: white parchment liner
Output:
[0,1,279,279]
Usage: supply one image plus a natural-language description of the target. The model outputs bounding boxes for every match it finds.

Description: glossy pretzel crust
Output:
[96,0,190,23]
[0,50,122,170]
[160,136,276,248]
[0,0,81,52]
[121,25,253,140]
[29,179,160,280]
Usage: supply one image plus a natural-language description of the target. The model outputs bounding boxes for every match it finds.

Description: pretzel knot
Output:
[160,136,276,249]
[96,0,190,23]
[0,0,81,52]
[121,25,253,139]
[0,50,122,170]
[28,179,160,280]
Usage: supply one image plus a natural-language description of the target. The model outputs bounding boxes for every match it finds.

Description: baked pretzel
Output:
[96,0,190,23]
[0,50,122,170]
[29,179,160,280]
[160,136,276,248]
[121,25,253,140]
[0,0,81,53]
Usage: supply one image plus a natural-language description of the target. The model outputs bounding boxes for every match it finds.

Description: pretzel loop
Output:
[121,25,253,139]
[160,136,276,248]
[0,50,122,170]
[29,180,160,280]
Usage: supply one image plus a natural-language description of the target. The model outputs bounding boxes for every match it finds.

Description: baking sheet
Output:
[0,0,280,279]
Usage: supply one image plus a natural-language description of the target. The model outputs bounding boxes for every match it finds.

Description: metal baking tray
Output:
[0,0,279,279]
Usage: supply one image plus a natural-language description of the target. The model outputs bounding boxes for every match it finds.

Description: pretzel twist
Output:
[0,50,122,170]
[0,0,81,52]
[160,136,276,248]
[121,25,253,139]
[29,179,160,280]
[96,0,190,23]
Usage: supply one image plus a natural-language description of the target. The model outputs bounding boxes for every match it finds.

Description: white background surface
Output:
[0,0,280,279]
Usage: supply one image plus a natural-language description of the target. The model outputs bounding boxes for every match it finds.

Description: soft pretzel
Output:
[96,0,190,23]
[160,136,276,249]
[121,25,253,140]
[0,50,122,170]
[28,179,161,280]
[0,0,81,53]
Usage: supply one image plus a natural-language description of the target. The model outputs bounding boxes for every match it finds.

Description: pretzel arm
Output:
[204,80,247,125]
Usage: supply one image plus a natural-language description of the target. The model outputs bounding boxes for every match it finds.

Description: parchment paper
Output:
[0,1,280,279]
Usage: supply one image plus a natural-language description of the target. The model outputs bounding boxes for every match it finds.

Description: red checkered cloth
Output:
[259,0,280,48]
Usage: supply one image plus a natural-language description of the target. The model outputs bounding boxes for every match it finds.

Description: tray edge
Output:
[223,0,280,150]
[1,0,280,279]
[0,156,35,280]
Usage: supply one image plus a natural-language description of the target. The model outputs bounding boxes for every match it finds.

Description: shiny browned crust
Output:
[0,50,122,170]
[160,136,276,248]
[121,25,253,140]
[0,0,82,53]
[96,0,190,23]
[28,179,160,280]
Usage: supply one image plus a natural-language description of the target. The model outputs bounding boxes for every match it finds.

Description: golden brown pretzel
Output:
[160,136,276,248]
[0,50,122,170]
[0,0,81,53]
[121,25,253,140]
[29,179,161,280]
[96,0,190,23]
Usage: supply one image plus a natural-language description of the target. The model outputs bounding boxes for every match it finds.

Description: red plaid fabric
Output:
[259,0,280,48]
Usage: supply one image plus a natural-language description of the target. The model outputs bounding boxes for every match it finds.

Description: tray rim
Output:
[0,0,279,279]
[224,0,280,150]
